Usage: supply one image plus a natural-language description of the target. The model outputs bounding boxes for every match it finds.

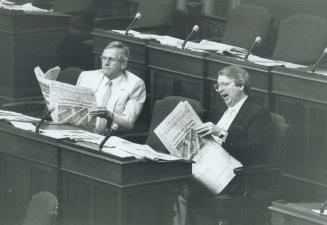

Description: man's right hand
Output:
[195,122,222,138]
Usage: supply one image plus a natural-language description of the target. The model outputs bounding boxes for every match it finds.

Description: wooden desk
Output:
[0,123,191,225]
[91,29,327,202]
[0,9,69,104]
[271,67,327,201]
[269,200,327,225]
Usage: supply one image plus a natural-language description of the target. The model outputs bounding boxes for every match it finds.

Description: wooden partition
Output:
[271,67,327,201]
[147,42,207,109]
[0,9,69,104]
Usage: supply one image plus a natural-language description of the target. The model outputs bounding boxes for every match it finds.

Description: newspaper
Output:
[154,101,242,194]
[34,66,96,128]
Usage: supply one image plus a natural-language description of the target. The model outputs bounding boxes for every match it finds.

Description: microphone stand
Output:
[35,107,54,133]
[244,42,258,60]
[312,52,326,73]
[99,116,115,151]
[244,36,262,60]
[99,128,116,151]
[182,25,199,49]
[125,18,137,35]
[125,13,141,35]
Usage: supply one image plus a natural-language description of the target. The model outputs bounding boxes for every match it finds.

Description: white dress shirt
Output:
[214,95,248,143]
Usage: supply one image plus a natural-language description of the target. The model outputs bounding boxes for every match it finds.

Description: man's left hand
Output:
[90,107,113,120]
[195,122,221,137]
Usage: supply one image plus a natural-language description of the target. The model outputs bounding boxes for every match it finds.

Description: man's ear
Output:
[239,84,244,91]
[121,60,127,70]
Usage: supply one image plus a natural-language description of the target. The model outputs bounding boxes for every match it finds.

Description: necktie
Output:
[95,79,112,133]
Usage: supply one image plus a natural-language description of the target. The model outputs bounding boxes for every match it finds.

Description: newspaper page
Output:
[154,101,242,194]
[34,66,96,127]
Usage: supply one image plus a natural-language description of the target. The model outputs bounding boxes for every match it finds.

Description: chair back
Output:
[269,112,290,165]
[57,67,83,85]
[146,96,205,153]
[273,14,327,65]
[222,4,272,50]
[22,191,58,225]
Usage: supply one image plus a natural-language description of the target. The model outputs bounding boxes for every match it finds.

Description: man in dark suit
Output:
[173,65,272,225]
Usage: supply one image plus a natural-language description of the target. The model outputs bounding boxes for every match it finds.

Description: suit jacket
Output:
[208,97,273,166]
[76,70,146,131]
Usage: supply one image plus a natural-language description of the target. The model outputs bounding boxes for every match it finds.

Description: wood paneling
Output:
[0,9,69,104]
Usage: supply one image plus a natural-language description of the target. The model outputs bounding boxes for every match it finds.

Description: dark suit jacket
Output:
[208,97,273,166]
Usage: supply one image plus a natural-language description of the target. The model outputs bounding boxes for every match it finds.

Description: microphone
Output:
[182,25,199,49]
[244,36,262,60]
[98,117,118,151]
[312,48,327,73]
[35,107,55,133]
[125,12,142,35]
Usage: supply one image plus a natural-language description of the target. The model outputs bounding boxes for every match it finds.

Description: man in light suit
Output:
[76,41,146,134]
[173,65,272,225]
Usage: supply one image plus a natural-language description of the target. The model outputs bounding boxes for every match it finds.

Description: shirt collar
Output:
[228,95,248,112]
[102,74,123,86]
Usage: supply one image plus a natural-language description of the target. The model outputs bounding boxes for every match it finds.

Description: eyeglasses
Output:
[100,55,120,63]
[213,81,235,92]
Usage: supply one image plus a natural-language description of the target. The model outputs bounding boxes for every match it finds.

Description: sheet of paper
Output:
[41,129,103,140]
[0,110,40,123]
[10,121,36,131]
[312,209,327,216]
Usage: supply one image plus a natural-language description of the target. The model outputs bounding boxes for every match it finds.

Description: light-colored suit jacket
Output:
[76,70,146,131]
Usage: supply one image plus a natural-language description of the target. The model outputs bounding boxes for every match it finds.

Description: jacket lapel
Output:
[228,98,249,133]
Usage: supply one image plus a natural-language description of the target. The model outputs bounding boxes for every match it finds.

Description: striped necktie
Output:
[95,79,112,133]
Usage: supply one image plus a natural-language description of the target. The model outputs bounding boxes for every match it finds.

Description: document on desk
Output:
[312,209,327,216]
[191,39,247,56]
[40,129,102,140]
[154,101,242,194]
[34,66,96,128]
[0,110,40,123]
[85,136,182,161]
[112,30,159,40]
[0,2,52,12]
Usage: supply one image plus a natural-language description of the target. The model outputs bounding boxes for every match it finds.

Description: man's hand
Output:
[195,122,222,137]
[89,107,113,121]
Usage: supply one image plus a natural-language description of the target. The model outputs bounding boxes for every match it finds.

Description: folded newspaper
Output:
[154,101,242,194]
[34,66,96,128]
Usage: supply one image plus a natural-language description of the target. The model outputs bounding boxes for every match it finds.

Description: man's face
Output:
[101,48,125,79]
[217,75,245,107]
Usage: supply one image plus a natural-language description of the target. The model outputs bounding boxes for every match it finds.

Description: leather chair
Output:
[22,191,58,225]
[56,66,83,85]
[1,67,83,117]
[189,112,290,225]
[272,14,327,65]
[221,4,272,55]
[121,96,205,148]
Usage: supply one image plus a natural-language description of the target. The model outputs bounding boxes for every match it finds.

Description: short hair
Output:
[103,41,130,63]
[217,65,250,93]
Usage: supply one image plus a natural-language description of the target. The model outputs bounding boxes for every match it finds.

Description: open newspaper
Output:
[154,101,242,194]
[34,66,96,128]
